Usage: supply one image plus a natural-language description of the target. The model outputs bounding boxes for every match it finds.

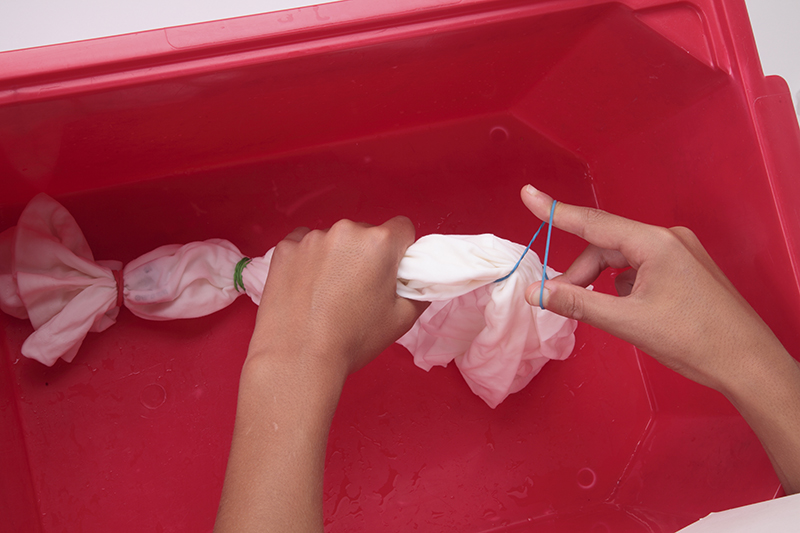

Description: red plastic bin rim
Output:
[0,0,769,97]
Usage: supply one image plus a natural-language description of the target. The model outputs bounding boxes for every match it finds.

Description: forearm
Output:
[214,217,423,531]
[214,353,346,532]
[722,345,800,494]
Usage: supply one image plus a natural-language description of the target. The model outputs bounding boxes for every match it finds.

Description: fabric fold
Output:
[1,194,272,366]
[123,240,272,320]
[395,233,576,408]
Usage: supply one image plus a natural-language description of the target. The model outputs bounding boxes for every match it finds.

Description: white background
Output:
[0,0,797,114]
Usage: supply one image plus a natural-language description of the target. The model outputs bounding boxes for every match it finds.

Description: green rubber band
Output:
[233,257,252,293]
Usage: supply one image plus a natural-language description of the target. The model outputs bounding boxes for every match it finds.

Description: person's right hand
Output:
[520,184,800,494]
[521,184,785,393]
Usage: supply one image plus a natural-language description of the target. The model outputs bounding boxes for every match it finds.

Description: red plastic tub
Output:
[2,1,800,531]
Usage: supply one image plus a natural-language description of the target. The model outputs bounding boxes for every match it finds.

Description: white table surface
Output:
[0,0,797,113]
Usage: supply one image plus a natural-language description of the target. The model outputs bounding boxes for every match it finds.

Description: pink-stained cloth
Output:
[0,227,26,320]
[0,194,271,366]
[396,234,577,408]
[0,194,577,407]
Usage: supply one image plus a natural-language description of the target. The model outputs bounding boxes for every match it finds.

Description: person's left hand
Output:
[248,217,429,376]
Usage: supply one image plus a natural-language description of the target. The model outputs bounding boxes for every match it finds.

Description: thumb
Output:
[392,297,430,336]
[526,279,630,335]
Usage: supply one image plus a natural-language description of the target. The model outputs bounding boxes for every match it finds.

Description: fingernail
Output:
[538,282,551,309]
[524,184,539,197]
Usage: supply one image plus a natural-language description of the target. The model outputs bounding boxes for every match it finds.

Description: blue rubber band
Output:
[494,199,557,311]
[493,221,546,283]
[540,200,557,309]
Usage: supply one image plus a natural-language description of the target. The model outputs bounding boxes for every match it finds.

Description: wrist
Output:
[716,340,796,404]
[217,343,347,533]
[242,344,348,403]
[246,325,351,381]
[719,345,800,493]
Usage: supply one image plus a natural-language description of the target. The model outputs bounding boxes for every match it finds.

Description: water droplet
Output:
[490,126,509,143]
[140,383,166,409]
[483,509,500,522]
[485,427,496,451]
[506,476,534,506]
[376,467,398,505]
[577,467,597,490]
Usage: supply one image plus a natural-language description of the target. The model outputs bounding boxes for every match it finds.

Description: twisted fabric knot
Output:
[112,269,124,309]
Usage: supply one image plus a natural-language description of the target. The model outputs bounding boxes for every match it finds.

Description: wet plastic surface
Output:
[2,1,800,531]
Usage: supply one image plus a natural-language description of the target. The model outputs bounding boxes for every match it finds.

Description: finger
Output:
[561,244,630,287]
[520,185,658,266]
[378,215,417,252]
[526,279,633,336]
[283,226,311,243]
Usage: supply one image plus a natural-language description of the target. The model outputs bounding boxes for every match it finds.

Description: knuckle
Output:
[670,226,699,245]
[389,215,416,244]
[576,207,611,239]
[330,219,356,233]
[394,215,412,227]
[371,225,393,244]
[305,228,326,243]
[651,226,692,257]
[561,289,587,322]
[272,238,297,261]
[650,226,676,245]
[387,214,410,226]
[582,207,609,224]
[327,220,360,247]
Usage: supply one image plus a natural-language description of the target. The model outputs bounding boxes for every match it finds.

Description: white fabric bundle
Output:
[396,235,576,407]
[0,194,577,407]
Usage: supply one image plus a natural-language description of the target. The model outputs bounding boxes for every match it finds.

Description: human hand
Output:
[520,184,800,494]
[520,184,787,395]
[217,217,428,533]
[248,217,429,377]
